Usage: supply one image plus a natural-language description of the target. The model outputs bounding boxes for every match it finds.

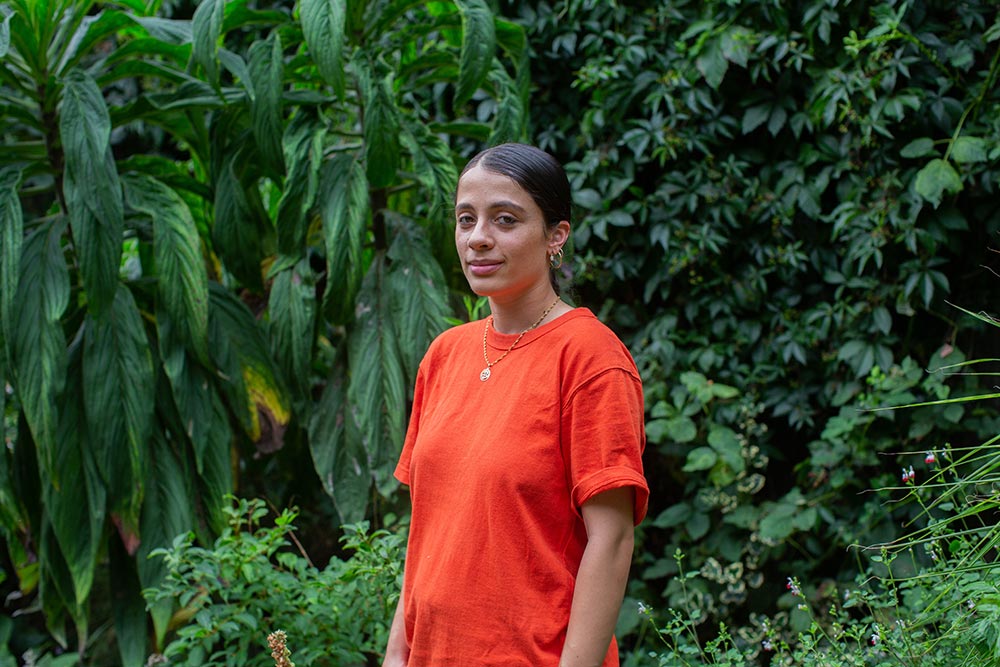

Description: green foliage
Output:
[511,0,1000,652]
[0,0,526,661]
[631,378,1000,666]
[633,556,998,666]
[143,497,403,667]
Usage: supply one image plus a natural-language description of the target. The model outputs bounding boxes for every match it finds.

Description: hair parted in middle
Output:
[460,143,572,233]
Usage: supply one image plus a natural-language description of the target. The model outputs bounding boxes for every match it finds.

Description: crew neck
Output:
[485,307,591,349]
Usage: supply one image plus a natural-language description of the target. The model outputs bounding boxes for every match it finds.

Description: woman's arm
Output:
[381,587,409,667]
[559,487,635,667]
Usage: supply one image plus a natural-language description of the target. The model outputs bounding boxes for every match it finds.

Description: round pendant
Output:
[479,367,491,381]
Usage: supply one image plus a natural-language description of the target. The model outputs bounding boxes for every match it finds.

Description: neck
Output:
[488,289,562,334]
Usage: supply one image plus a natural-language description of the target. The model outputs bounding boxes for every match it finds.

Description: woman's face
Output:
[454,164,568,303]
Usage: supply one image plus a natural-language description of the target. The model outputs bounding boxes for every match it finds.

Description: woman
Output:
[382,143,648,667]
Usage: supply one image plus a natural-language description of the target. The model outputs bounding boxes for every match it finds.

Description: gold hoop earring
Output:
[549,247,564,269]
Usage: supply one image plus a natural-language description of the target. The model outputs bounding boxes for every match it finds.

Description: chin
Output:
[466,282,494,297]
[463,274,495,297]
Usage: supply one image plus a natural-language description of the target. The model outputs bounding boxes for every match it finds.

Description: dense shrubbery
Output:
[507,0,1000,656]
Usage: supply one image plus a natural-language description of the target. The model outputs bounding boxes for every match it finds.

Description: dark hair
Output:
[461,143,572,232]
[461,143,572,293]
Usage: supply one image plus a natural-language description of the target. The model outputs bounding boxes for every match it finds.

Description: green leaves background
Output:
[519,0,1000,647]
[0,0,523,662]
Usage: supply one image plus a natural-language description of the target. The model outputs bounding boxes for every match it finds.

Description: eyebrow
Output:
[455,199,529,213]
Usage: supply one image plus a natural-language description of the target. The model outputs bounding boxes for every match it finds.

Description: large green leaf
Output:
[221,4,287,33]
[0,167,23,364]
[358,62,400,188]
[275,110,325,256]
[386,218,449,380]
[207,283,289,447]
[109,534,146,667]
[158,315,232,479]
[299,0,347,99]
[46,348,106,612]
[60,68,123,315]
[453,0,495,109]
[347,255,406,496]
[268,259,317,400]
[127,15,193,44]
[39,518,82,647]
[399,118,457,217]
[950,136,987,164]
[486,65,525,145]
[495,17,528,93]
[137,430,196,650]
[247,31,285,177]
[913,158,963,208]
[320,153,369,323]
[54,9,134,77]
[695,36,728,89]
[308,374,369,523]
[191,0,224,85]
[194,398,234,535]
[212,150,266,290]
[13,220,69,479]
[123,173,210,362]
[158,322,232,537]
[82,284,154,548]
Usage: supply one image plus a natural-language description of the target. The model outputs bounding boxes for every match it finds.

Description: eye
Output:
[495,214,518,226]
[456,213,475,226]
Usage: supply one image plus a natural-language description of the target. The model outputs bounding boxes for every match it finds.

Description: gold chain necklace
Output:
[480,298,560,382]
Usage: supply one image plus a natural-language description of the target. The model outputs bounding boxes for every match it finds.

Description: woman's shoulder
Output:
[423,318,482,357]
[547,308,640,374]
[555,308,630,348]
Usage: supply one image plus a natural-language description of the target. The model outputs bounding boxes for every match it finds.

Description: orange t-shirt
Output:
[394,308,649,666]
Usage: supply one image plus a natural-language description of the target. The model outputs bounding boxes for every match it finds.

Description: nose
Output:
[466,217,492,249]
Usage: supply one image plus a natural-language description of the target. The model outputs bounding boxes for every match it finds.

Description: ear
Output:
[547,220,570,253]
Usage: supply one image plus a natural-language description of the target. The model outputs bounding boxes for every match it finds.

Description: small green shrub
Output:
[626,335,1000,667]
[143,498,403,667]
[628,542,997,667]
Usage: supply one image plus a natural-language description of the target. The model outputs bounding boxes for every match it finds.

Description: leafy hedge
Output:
[508,0,1000,649]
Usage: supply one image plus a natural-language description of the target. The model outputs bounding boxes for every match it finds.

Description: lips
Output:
[467,259,502,276]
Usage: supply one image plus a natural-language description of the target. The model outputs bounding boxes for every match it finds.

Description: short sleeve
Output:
[561,367,649,525]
